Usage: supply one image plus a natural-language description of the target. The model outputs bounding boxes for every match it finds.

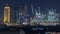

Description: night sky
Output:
[0,0,60,22]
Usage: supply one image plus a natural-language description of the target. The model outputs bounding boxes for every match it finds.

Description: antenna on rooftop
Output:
[38,6,40,13]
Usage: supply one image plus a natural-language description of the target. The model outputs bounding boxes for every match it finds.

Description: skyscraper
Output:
[14,6,19,23]
[17,9,23,23]
[4,4,10,24]
[23,4,30,25]
[23,4,28,17]
[47,9,56,21]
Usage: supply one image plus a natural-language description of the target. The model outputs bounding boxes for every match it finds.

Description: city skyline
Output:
[0,0,60,34]
[0,0,60,22]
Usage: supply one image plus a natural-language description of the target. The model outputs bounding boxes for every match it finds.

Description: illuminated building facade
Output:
[17,9,23,23]
[31,7,59,25]
[32,9,42,23]
[47,9,56,21]
[23,4,29,25]
[30,4,34,24]
[4,4,10,24]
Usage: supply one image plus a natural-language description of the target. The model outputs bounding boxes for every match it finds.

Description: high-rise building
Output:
[4,4,10,24]
[31,4,35,16]
[17,9,23,23]
[32,9,42,23]
[23,4,28,17]
[23,4,30,25]
[30,4,34,24]
[14,6,19,23]
[47,9,56,21]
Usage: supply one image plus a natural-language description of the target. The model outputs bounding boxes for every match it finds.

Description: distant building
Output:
[14,6,19,23]
[32,9,42,23]
[4,4,10,24]
[47,9,56,22]
[31,4,35,16]
[23,4,28,17]
[17,9,23,23]
[23,4,29,25]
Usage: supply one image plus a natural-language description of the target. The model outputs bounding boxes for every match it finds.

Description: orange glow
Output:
[4,4,10,24]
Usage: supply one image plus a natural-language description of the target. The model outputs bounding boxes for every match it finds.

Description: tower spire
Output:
[31,4,34,15]
[23,0,28,17]
[38,6,40,13]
